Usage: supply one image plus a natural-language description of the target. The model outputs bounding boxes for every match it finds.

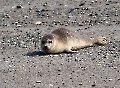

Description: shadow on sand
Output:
[25,51,47,56]
[25,50,77,56]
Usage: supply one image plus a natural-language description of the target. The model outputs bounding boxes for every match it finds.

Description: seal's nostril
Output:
[44,46,48,49]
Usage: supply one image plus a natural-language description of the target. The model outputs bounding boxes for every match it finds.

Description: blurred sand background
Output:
[0,0,120,88]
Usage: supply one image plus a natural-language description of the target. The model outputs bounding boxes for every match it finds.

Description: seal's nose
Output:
[44,46,48,49]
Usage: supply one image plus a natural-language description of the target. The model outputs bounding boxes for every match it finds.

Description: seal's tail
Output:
[89,37,107,45]
[96,37,107,45]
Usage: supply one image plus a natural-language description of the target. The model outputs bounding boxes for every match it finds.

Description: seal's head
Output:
[41,34,56,53]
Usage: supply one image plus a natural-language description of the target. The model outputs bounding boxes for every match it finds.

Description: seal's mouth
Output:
[43,46,49,50]
[42,45,50,53]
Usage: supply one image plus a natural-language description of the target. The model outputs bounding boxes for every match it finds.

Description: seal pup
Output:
[41,28,107,53]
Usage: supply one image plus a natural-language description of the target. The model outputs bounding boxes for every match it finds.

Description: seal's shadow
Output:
[25,51,47,56]
[25,51,76,56]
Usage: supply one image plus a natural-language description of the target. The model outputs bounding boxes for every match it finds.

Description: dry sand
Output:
[0,0,120,88]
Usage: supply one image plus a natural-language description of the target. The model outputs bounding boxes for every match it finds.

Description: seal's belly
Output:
[67,38,89,50]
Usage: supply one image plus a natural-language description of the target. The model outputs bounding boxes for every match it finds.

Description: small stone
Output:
[79,3,85,6]
[92,84,96,87]
[16,5,23,9]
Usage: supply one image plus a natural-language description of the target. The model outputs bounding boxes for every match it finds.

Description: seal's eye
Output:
[49,40,52,44]
[41,41,45,44]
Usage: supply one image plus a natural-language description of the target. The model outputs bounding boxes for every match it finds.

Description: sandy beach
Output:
[0,0,120,88]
